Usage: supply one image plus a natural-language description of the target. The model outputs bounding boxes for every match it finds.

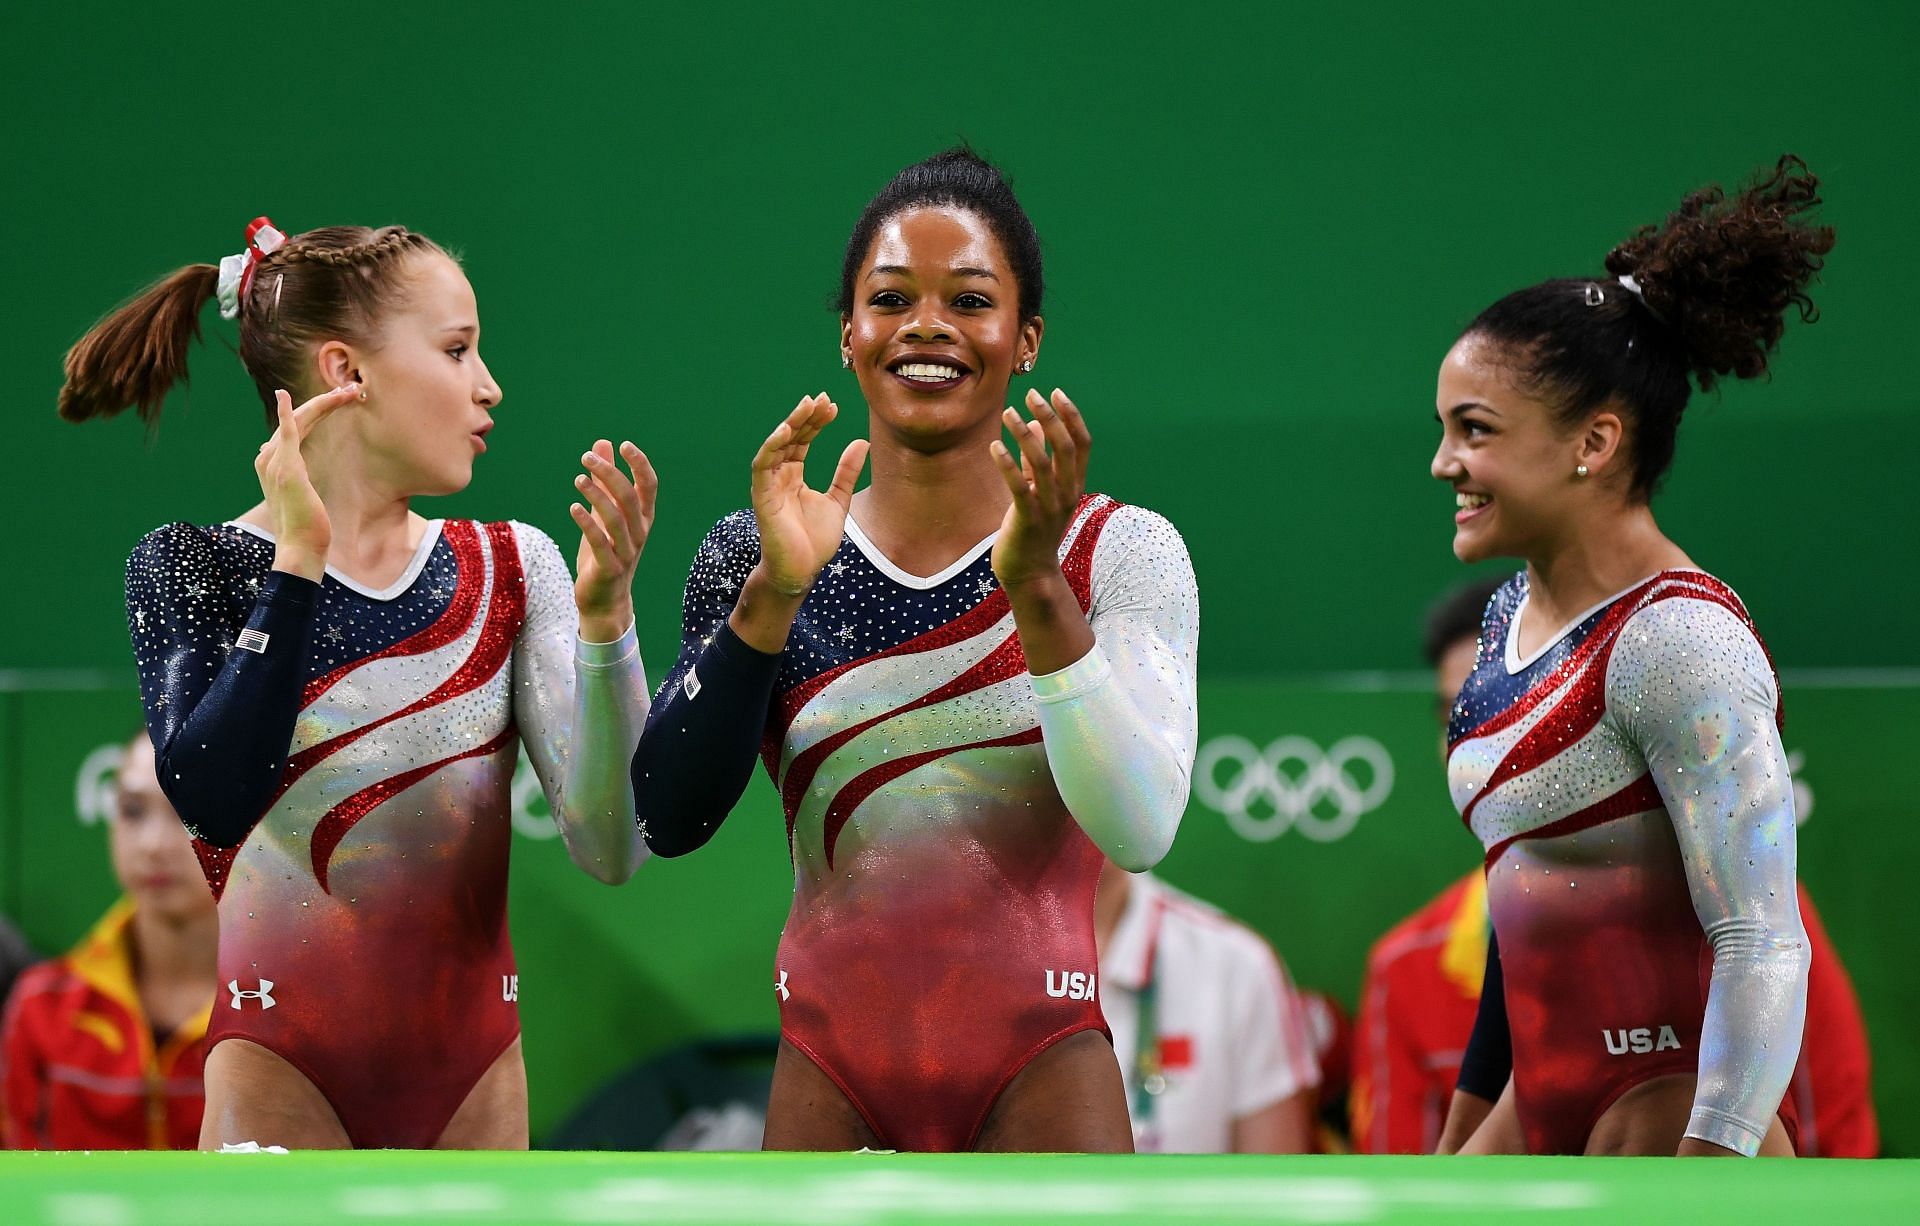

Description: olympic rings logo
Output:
[73,741,125,827]
[510,751,560,841]
[1194,734,1396,844]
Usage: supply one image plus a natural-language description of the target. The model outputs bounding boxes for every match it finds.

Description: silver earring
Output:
[1575,463,1589,479]
[841,353,851,369]
[1019,359,1033,373]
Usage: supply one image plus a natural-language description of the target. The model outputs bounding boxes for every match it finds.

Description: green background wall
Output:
[2,1,1914,1151]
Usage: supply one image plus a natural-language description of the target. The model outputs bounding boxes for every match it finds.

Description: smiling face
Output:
[841,206,1041,448]
[110,734,214,926]
[1430,334,1593,564]
[326,253,503,497]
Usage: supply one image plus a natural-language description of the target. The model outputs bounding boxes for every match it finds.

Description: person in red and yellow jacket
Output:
[1349,580,1877,1157]
[1,730,216,1149]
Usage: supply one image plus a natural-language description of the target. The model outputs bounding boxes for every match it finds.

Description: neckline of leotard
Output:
[223,518,446,602]
[1503,567,1707,676]
[842,514,998,591]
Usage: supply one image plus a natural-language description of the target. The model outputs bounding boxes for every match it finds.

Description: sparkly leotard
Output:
[1447,569,1808,1156]
[127,518,648,1148]
[632,494,1198,1150]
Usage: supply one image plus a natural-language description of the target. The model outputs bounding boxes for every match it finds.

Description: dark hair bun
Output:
[1604,155,1834,393]
[838,146,1044,320]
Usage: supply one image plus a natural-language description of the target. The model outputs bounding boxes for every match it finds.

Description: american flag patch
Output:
[683,667,702,700]
[236,628,271,654]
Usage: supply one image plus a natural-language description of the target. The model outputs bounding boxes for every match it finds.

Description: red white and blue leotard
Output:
[126,518,648,1148]
[632,493,1198,1150]
[1447,569,1808,1156]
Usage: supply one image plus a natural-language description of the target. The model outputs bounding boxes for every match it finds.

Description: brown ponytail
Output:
[59,223,449,430]
[57,264,221,425]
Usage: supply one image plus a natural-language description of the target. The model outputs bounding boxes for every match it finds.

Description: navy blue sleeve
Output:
[126,524,317,848]
[630,511,780,858]
[1455,927,1513,1099]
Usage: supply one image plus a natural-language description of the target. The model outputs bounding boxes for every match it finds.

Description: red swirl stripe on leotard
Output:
[1459,573,1775,840]
[302,524,526,891]
[267,522,522,816]
[1482,774,1665,868]
[791,497,1124,866]
[764,495,1118,757]
[820,728,1047,867]
[1449,571,1767,757]
[310,727,518,893]
[300,520,488,707]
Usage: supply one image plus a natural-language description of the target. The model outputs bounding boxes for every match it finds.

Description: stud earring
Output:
[1019,358,1033,373]
[1575,463,1589,479]
[841,353,851,369]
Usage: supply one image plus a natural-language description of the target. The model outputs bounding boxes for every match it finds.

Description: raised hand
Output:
[726,395,868,654]
[570,438,657,643]
[990,387,1092,591]
[254,383,362,581]
[748,394,870,597]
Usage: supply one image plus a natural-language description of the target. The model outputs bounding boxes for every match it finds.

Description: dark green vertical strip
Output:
[0,691,19,922]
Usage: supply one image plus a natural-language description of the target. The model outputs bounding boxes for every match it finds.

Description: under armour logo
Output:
[229,979,276,1010]
[774,970,790,1002]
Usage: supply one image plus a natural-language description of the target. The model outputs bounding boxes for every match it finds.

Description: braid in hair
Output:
[231,226,452,422]
[61,222,452,430]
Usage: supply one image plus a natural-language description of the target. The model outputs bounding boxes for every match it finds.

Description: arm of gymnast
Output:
[1439,928,1519,1154]
[1611,597,1810,1158]
[125,524,317,848]
[510,522,651,884]
[1029,505,1200,872]
[629,513,778,858]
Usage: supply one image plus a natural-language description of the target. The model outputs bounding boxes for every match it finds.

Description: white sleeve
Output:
[1228,932,1322,1116]
[1608,595,1808,1156]
[1031,505,1199,872]
[509,522,651,884]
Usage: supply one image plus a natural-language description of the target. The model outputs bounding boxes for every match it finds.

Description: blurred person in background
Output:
[1350,578,1877,1157]
[0,919,34,1012]
[1093,860,1319,1153]
[1,731,215,1149]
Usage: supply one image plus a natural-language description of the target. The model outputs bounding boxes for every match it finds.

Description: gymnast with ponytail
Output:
[60,219,657,1149]
[1429,158,1834,1156]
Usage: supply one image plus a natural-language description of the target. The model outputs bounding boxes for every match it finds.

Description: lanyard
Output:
[1129,899,1168,1125]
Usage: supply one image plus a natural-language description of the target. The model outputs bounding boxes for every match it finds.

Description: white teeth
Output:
[896,362,963,382]
[1456,492,1491,510]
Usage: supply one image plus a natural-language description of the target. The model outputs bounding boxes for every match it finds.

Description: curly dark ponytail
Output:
[1465,156,1835,498]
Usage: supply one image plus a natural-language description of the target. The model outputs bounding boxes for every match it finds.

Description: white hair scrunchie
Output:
[215,218,287,320]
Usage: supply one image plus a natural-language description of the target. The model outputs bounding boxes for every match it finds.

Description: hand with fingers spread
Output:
[252,384,363,581]
[569,438,658,644]
[749,394,870,597]
[729,394,869,653]
[990,387,1093,592]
